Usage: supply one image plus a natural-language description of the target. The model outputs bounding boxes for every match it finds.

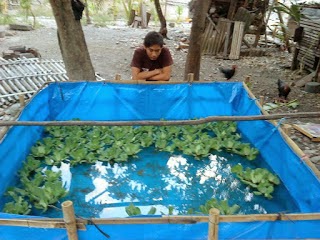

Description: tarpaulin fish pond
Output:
[0,81,320,239]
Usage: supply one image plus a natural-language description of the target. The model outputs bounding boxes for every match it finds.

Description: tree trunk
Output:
[84,0,92,24]
[274,0,291,53]
[49,0,96,81]
[154,0,168,39]
[184,0,211,81]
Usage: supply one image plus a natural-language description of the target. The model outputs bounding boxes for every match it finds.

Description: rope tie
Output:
[276,117,286,129]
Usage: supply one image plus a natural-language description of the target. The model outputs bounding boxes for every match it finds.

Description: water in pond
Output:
[41,147,299,218]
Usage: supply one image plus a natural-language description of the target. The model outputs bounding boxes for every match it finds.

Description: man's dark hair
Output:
[143,31,164,48]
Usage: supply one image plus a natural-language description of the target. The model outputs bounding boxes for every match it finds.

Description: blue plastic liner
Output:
[0,82,320,239]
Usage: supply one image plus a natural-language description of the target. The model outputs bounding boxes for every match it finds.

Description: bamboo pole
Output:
[208,208,220,240]
[243,79,320,178]
[2,212,320,228]
[259,96,265,106]
[0,218,86,229]
[19,95,25,107]
[1,112,320,127]
[62,201,78,240]
[114,74,121,81]
[282,124,291,135]
[187,73,194,82]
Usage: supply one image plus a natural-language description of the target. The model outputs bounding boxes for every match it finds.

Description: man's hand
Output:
[147,66,171,81]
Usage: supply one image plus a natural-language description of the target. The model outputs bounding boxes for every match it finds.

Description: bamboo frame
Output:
[1,80,320,236]
[1,212,320,228]
[208,209,220,240]
[62,201,79,240]
[243,82,320,178]
[0,112,320,127]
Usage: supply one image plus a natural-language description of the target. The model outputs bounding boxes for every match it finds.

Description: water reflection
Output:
[46,149,298,218]
[52,162,72,191]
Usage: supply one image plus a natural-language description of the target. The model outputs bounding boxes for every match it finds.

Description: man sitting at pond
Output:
[130,31,173,81]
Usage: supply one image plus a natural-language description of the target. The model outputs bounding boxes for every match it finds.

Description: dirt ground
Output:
[0,22,320,125]
[2,23,320,120]
[0,21,320,168]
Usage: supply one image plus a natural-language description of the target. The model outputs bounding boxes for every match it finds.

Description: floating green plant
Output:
[199,199,240,215]
[3,121,262,215]
[231,165,280,199]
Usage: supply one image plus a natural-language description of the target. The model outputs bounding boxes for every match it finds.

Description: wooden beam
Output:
[227,0,238,20]
[1,112,320,127]
[315,58,320,82]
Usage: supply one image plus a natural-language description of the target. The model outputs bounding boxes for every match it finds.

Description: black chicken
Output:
[277,79,291,100]
[219,65,237,80]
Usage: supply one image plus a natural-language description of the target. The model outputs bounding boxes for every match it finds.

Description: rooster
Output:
[219,65,237,80]
[277,79,291,101]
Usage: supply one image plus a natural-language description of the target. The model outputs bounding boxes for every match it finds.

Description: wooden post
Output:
[282,124,291,136]
[274,0,291,53]
[229,21,245,60]
[227,0,238,20]
[115,74,121,81]
[84,0,92,24]
[62,201,78,240]
[208,208,220,240]
[141,4,147,29]
[19,95,25,107]
[223,22,232,59]
[315,59,320,83]
[128,9,135,26]
[245,75,251,85]
[187,73,194,82]
[259,96,265,106]
[244,75,251,88]
[291,46,299,70]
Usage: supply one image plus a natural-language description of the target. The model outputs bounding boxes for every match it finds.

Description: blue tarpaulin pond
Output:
[0,81,320,239]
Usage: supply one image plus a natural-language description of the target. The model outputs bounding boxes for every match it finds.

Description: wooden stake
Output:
[187,73,194,82]
[62,201,78,240]
[244,75,251,86]
[259,96,265,106]
[282,124,291,136]
[208,208,220,240]
[315,58,320,83]
[19,95,25,107]
[115,74,121,81]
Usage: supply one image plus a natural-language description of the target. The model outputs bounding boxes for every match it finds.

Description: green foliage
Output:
[176,5,183,22]
[3,191,31,215]
[30,143,52,158]
[125,203,142,216]
[199,199,240,215]
[0,14,14,25]
[273,2,302,22]
[4,162,67,214]
[231,165,280,199]
[125,204,165,216]
[148,206,157,215]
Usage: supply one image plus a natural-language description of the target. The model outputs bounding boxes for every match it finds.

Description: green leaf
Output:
[125,203,141,216]
[148,206,157,215]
